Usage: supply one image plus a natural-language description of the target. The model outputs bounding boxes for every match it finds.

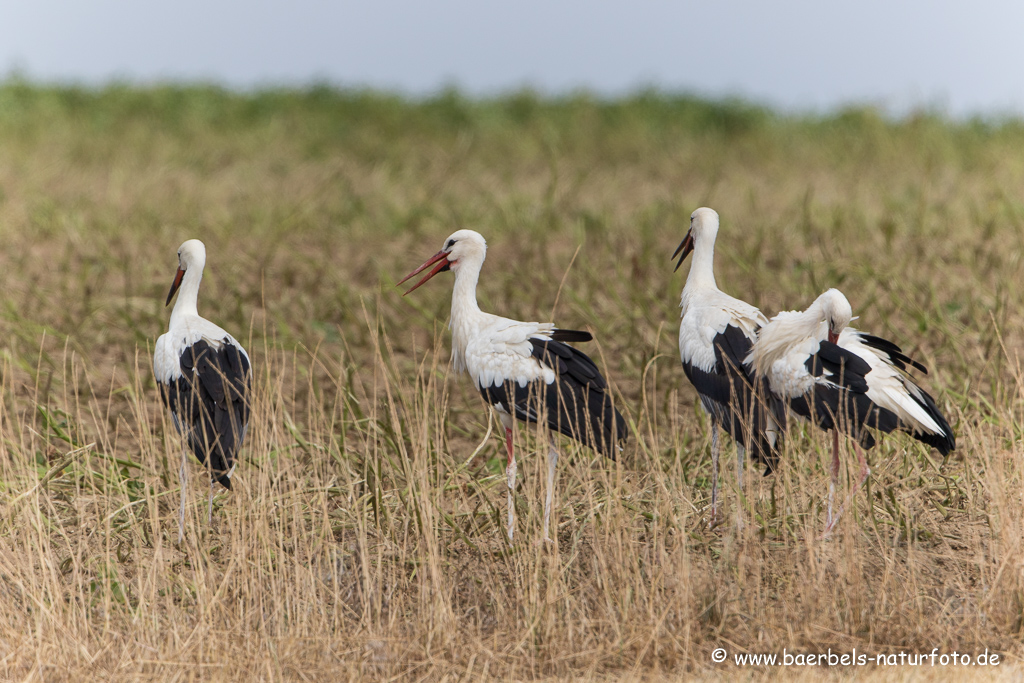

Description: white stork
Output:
[154,239,252,541]
[747,288,955,532]
[399,229,627,543]
[674,207,784,525]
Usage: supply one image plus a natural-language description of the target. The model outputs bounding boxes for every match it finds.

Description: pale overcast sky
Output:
[2,0,1023,116]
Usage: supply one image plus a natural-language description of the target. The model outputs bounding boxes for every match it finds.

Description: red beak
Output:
[827,330,839,345]
[672,230,695,272]
[165,267,185,306]
[397,250,451,295]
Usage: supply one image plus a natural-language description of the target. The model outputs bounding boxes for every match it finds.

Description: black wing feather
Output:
[793,339,894,447]
[160,338,252,488]
[479,336,626,458]
[683,325,784,474]
[807,341,872,393]
[788,387,897,450]
[549,328,593,343]
[903,386,956,454]
[856,333,929,374]
[791,339,953,454]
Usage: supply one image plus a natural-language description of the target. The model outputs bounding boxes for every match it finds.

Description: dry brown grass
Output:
[0,85,1021,680]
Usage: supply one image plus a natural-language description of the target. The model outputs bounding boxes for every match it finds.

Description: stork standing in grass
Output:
[154,239,252,542]
[399,229,627,543]
[673,207,784,525]
[746,288,955,532]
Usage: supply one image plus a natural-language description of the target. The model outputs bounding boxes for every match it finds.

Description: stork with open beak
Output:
[746,288,955,533]
[673,207,784,526]
[399,229,628,543]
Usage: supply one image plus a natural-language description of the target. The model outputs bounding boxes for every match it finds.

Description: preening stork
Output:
[674,207,784,525]
[746,288,955,532]
[399,229,627,543]
[154,239,252,542]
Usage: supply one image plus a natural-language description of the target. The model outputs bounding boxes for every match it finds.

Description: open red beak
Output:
[672,230,695,272]
[165,267,185,306]
[397,250,452,295]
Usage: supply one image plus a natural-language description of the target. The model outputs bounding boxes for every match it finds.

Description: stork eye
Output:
[445,239,456,249]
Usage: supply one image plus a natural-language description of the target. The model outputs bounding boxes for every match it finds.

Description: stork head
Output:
[399,229,487,295]
[166,239,207,306]
[816,288,853,344]
[673,207,719,272]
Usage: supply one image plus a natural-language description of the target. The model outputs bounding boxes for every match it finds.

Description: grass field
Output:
[0,82,1022,680]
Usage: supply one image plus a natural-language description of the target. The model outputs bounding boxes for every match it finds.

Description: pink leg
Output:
[505,427,514,465]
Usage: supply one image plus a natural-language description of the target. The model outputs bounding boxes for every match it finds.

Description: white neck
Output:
[751,302,826,374]
[685,233,718,291]
[449,254,485,372]
[791,301,828,341]
[451,260,481,318]
[169,266,203,327]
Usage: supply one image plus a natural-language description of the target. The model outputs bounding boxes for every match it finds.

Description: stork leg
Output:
[824,439,871,537]
[208,479,215,526]
[177,444,189,544]
[735,444,746,531]
[736,443,745,491]
[542,439,560,544]
[827,428,840,529]
[853,441,870,493]
[838,442,871,511]
[504,425,517,543]
[709,428,720,527]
